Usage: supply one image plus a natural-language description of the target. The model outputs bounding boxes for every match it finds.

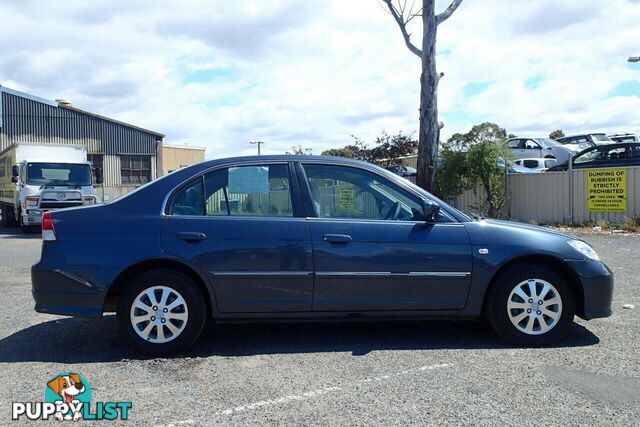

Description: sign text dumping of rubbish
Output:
[586,168,627,213]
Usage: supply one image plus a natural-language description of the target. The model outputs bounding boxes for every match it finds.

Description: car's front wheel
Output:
[117,269,207,356]
[486,264,576,346]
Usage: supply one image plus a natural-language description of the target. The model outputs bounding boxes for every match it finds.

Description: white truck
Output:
[0,142,98,232]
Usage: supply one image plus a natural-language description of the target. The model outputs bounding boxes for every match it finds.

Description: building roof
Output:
[162,143,206,151]
[0,85,164,139]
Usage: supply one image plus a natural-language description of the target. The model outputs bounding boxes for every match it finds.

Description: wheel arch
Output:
[103,258,215,317]
[482,254,585,318]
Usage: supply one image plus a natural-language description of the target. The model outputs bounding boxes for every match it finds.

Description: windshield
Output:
[592,134,612,142]
[535,138,560,148]
[26,162,92,186]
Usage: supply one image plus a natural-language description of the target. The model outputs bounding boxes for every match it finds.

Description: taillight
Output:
[42,212,57,241]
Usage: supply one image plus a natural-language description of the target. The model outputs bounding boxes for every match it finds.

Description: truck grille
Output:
[39,201,84,209]
[38,190,83,210]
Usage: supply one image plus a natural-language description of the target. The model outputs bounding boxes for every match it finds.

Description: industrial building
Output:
[0,85,164,200]
[161,143,206,175]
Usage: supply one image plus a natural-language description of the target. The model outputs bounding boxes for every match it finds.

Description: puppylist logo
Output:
[12,372,132,421]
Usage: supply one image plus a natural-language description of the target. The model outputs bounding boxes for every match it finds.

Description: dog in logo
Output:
[47,373,85,421]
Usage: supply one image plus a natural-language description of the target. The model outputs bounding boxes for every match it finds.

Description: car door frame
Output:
[161,159,315,316]
[293,159,474,312]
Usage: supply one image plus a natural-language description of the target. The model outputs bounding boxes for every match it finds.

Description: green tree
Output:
[434,149,467,200]
[322,132,417,166]
[465,141,513,217]
[443,122,507,151]
[549,129,565,139]
[369,132,418,167]
[435,122,512,217]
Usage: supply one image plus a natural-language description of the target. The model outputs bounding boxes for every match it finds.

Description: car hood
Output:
[462,218,588,261]
[480,218,577,239]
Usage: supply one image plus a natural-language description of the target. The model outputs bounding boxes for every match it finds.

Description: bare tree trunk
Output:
[416,0,439,190]
[383,0,462,192]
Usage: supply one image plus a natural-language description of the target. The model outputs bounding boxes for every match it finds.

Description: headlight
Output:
[83,196,96,205]
[567,240,599,261]
[25,196,39,207]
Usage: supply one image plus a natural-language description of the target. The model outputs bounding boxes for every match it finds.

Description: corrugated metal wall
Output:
[0,91,162,187]
[451,166,640,224]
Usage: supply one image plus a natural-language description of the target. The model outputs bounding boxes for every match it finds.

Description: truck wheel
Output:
[2,205,18,228]
[117,269,207,356]
[486,264,575,347]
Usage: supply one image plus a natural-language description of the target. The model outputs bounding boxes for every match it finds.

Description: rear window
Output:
[591,134,612,142]
[522,160,540,168]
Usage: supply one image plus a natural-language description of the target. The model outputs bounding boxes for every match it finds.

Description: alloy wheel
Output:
[129,286,189,344]
[507,278,562,335]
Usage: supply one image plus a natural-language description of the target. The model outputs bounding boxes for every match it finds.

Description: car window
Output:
[204,164,293,217]
[574,149,602,164]
[536,138,559,148]
[544,159,558,168]
[591,134,612,142]
[507,139,523,149]
[522,160,539,168]
[524,140,539,149]
[171,179,204,216]
[301,164,430,222]
[170,164,293,217]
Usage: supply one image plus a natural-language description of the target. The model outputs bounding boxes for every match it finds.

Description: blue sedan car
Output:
[32,156,613,355]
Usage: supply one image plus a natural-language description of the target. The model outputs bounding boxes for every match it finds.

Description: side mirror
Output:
[421,199,440,222]
[12,165,18,178]
[94,167,103,185]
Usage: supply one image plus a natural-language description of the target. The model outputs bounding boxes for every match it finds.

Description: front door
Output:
[161,162,313,313]
[299,163,472,312]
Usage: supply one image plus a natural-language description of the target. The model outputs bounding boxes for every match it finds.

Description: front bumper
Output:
[31,264,105,318]
[23,209,44,225]
[567,258,614,320]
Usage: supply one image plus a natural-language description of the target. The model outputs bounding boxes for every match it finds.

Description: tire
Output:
[1,204,18,227]
[486,263,576,346]
[0,205,7,227]
[117,269,207,356]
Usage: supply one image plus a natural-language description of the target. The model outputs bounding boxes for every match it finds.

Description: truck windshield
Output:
[26,163,92,186]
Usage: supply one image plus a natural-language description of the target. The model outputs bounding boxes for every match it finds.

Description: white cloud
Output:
[0,0,639,158]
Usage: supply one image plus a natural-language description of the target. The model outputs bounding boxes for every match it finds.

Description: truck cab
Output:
[0,143,98,232]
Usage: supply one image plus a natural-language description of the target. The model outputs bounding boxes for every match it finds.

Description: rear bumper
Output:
[567,259,614,320]
[31,265,105,319]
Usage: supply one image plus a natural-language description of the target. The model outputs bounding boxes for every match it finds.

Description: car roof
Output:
[559,133,605,138]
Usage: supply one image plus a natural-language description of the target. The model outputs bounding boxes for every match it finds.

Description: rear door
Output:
[298,162,472,312]
[161,162,313,313]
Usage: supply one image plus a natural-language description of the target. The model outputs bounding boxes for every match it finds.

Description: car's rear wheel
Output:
[486,264,575,346]
[117,269,207,356]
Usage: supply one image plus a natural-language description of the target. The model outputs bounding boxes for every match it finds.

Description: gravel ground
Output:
[0,225,638,426]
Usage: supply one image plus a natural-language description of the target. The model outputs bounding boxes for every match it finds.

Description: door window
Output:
[301,164,426,221]
[507,139,523,149]
[204,164,293,217]
[170,164,294,217]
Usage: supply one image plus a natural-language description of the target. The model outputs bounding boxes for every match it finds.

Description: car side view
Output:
[31,156,614,355]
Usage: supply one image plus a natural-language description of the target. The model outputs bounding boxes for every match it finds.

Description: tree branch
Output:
[436,0,463,25]
[382,0,422,58]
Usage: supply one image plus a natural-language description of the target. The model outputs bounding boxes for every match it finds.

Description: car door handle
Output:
[323,234,352,243]
[177,232,207,242]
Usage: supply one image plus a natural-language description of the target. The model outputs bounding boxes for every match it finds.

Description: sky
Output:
[1,0,639,158]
